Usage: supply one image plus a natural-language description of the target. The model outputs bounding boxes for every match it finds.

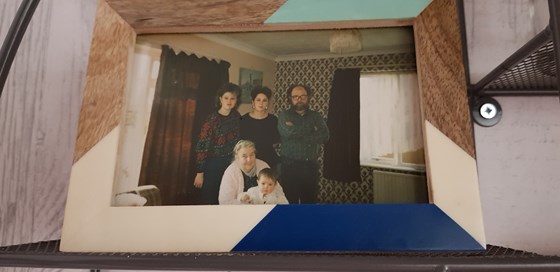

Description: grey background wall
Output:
[465,0,560,256]
[0,2,558,270]
[0,0,97,252]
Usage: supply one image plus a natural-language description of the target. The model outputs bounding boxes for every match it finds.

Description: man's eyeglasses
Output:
[291,95,308,100]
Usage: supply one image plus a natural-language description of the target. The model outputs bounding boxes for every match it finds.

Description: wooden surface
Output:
[106,0,287,34]
[0,0,97,257]
[414,0,475,158]
[103,0,412,34]
[73,0,136,163]
[1,0,559,263]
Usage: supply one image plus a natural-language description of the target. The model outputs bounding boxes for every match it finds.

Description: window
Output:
[359,72,425,170]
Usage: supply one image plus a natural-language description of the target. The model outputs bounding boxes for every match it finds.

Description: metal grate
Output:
[485,40,558,91]
[0,239,553,257]
[470,25,560,97]
[1,240,560,270]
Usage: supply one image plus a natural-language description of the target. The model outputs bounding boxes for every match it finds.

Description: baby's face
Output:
[259,177,276,196]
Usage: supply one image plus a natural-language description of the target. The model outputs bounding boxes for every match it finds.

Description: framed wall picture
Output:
[60,0,485,253]
[239,68,263,103]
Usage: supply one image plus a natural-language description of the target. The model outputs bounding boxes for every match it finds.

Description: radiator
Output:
[372,170,428,204]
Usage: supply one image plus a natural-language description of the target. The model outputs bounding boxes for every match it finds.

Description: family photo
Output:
[112,27,428,206]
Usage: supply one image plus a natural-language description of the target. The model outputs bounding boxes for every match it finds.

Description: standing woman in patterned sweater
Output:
[193,83,241,204]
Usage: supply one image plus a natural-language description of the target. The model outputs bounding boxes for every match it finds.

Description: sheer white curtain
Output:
[359,72,423,166]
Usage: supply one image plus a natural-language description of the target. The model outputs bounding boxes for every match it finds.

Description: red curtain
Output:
[139,45,230,205]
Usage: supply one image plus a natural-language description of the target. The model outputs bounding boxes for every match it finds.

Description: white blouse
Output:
[218,159,270,204]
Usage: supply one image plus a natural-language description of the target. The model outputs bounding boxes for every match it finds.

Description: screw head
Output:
[480,103,497,119]
[471,96,502,127]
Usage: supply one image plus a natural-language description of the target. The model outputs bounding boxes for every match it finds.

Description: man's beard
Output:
[293,102,308,111]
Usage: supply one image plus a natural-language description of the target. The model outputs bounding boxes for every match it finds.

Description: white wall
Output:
[465,0,560,255]
[113,44,160,194]
[0,0,97,252]
[475,96,560,255]
[465,0,548,83]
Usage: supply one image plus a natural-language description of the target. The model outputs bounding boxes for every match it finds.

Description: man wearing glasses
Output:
[278,85,329,204]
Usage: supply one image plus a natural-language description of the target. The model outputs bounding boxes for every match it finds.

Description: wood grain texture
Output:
[0,0,97,256]
[105,0,287,33]
[73,0,136,163]
[0,1,34,249]
[103,0,411,34]
[133,19,414,35]
[414,0,475,158]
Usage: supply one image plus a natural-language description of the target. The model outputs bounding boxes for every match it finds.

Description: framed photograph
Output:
[61,0,485,252]
[239,68,263,103]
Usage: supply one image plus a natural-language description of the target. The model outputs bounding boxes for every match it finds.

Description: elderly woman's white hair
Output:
[233,140,256,156]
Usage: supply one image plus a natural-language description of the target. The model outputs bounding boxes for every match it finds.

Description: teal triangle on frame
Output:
[265,0,433,24]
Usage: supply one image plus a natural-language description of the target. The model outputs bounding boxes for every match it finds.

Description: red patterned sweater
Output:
[195,111,240,172]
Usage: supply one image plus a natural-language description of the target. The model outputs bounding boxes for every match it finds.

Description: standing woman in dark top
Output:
[193,83,241,204]
[240,86,280,170]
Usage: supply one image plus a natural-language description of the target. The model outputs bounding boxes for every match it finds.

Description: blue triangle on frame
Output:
[265,0,433,24]
[232,204,484,251]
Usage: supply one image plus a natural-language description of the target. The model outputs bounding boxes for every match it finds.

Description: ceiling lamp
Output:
[330,30,362,54]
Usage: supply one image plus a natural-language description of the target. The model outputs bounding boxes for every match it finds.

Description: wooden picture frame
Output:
[60,0,485,252]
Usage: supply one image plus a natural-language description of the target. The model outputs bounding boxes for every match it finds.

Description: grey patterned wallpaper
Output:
[272,53,422,203]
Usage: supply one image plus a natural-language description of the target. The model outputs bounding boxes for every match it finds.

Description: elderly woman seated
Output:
[218,140,285,204]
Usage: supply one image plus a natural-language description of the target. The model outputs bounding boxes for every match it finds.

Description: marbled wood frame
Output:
[61,0,485,252]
